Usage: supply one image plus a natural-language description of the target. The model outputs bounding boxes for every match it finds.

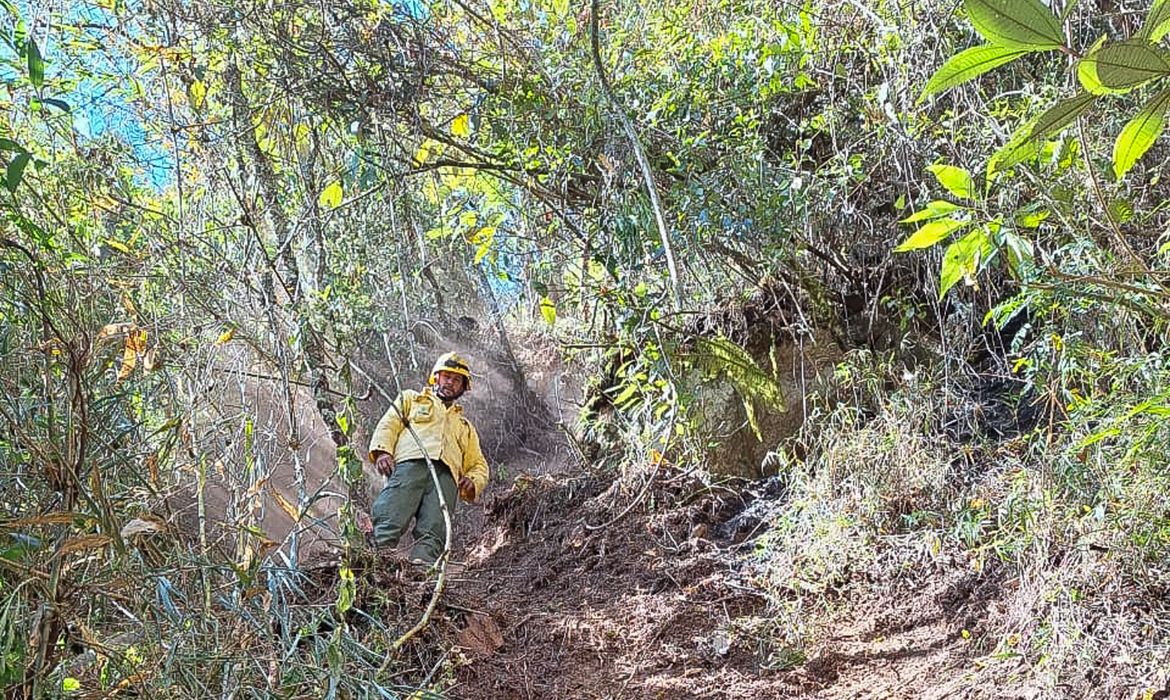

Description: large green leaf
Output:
[965,0,1065,50]
[927,164,977,200]
[1113,88,1170,180]
[26,37,42,89]
[920,45,1030,100]
[1141,0,1170,42]
[5,152,30,192]
[939,227,994,298]
[895,218,972,252]
[900,200,965,224]
[1077,35,1115,96]
[1079,40,1170,93]
[989,91,1097,174]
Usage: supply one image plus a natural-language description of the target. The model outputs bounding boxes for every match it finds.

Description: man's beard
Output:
[434,384,465,402]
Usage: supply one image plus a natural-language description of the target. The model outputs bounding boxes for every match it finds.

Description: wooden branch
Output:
[589,0,681,309]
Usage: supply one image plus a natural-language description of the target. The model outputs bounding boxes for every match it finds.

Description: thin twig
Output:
[588,0,680,309]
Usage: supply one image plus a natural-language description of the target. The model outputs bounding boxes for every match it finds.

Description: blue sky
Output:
[5,0,174,188]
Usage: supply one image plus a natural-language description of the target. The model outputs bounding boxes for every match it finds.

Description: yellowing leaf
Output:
[58,534,112,556]
[540,296,556,325]
[451,113,471,137]
[127,329,148,354]
[215,327,235,346]
[474,226,496,263]
[117,339,137,382]
[927,164,976,200]
[413,138,439,166]
[272,491,301,522]
[97,322,136,343]
[318,180,343,209]
[894,218,971,252]
[900,200,964,224]
[188,79,206,109]
[294,123,310,147]
[104,238,133,255]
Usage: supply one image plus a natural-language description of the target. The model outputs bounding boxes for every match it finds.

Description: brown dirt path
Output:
[437,450,997,700]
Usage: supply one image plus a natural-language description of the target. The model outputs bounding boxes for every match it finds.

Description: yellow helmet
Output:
[429,351,472,390]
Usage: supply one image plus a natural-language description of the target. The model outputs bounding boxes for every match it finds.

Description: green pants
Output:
[370,459,457,563]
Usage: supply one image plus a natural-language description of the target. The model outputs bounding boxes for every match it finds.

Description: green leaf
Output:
[539,296,556,325]
[1141,0,1170,42]
[1015,209,1049,228]
[62,677,80,693]
[1079,40,1170,93]
[1077,35,1114,95]
[5,152,30,192]
[0,138,24,153]
[1109,198,1135,223]
[696,336,785,420]
[927,164,977,200]
[336,566,355,615]
[318,180,343,209]
[920,45,1030,99]
[989,91,1097,173]
[964,0,1065,50]
[900,200,964,224]
[473,226,496,263]
[610,381,639,407]
[895,218,972,252]
[939,227,994,298]
[1113,88,1170,180]
[26,37,42,88]
[41,97,69,113]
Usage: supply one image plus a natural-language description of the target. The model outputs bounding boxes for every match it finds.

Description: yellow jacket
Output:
[368,388,489,500]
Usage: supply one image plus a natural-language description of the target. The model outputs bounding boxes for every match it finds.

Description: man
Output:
[368,352,489,565]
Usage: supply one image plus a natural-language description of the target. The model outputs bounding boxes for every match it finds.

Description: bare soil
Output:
[430,443,1003,700]
[283,326,1010,699]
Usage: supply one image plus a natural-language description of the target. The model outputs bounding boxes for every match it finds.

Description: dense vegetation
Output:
[2,0,1169,696]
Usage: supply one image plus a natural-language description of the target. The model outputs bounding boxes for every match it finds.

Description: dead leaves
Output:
[119,515,167,539]
[455,613,503,661]
[96,322,160,381]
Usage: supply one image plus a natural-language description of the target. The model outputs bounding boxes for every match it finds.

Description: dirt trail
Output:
[342,331,999,699]
[433,428,995,700]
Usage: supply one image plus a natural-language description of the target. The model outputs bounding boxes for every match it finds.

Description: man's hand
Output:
[458,476,477,502]
[374,453,395,476]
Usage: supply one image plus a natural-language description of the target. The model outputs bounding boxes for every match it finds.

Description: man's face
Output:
[433,370,467,401]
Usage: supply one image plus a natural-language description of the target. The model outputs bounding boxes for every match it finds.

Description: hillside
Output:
[3,0,1170,697]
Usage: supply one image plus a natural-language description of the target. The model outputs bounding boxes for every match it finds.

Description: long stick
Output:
[374,348,456,668]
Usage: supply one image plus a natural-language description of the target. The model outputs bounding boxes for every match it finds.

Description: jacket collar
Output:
[421,386,463,413]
